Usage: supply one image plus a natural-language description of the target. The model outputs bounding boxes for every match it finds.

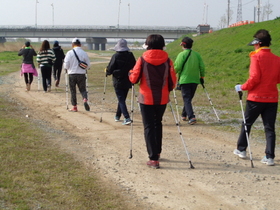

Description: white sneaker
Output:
[260,156,275,166]
[233,149,246,159]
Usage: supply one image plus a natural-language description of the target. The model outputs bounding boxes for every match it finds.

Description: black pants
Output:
[41,66,52,91]
[69,74,87,106]
[237,100,278,159]
[181,83,198,119]
[140,103,167,161]
[24,73,33,84]
[115,88,130,119]
[53,63,63,83]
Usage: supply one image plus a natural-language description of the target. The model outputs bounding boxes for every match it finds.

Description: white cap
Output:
[72,38,81,43]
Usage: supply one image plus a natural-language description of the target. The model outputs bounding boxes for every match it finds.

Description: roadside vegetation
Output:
[0,18,280,209]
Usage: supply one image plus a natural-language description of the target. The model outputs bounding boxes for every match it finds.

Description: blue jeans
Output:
[140,104,167,161]
[237,100,278,159]
[115,88,130,119]
[180,83,198,120]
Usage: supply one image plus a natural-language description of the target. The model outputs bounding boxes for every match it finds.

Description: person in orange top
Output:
[234,29,280,166]
[129,34,177,169]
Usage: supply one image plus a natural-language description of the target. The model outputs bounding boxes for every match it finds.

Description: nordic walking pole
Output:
[238,91,254,168]
[201,83,220,122]
[172,89,181,124]
[169,101,195,169]
[129,84,135,159]
[100,73,107,122]
[37,66,40,91]
[65,71,69,110]
[86,70,89,103]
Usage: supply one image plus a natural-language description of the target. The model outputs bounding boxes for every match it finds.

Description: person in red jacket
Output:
[234,29,280,166]
[129,34,177,169]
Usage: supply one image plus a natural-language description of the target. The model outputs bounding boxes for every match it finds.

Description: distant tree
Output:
[218,14,227,28]
[263,1,273,21]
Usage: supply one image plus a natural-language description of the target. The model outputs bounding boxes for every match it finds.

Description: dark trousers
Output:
[41,66,52,91]
[24,73,33,84]
[181,83,198,119]
[140,104,167,161]
[115,88,130,119]
[237,100,278,159]
[53,63,63,83]
[69,74,87,106]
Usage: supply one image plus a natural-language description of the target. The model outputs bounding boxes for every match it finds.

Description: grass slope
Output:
[166,19,280,111]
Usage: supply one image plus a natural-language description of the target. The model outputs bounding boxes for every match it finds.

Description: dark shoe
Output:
[69,106,78,112]
[181,116,187,121]
[83,99,90,111]
[188,118,196,125]
[55,80,59,87]
[147,160,160,169]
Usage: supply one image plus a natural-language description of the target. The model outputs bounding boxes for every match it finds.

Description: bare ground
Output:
[2,56,280,210]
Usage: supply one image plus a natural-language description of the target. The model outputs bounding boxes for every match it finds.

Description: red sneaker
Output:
[69,106,78,112]
[147,160,160,169]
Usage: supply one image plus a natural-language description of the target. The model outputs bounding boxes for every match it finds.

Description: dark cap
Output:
[248,38,261,46]
[25,41,30,47]
[181,37,193,46]
[54,40,59,46]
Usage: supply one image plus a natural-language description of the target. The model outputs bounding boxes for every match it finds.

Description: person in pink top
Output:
[234,29,280,166]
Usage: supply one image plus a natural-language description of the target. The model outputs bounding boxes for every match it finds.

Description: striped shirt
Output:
[37,49,56,67]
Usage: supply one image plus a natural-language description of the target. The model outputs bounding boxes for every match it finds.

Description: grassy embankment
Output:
[1,19,280,209]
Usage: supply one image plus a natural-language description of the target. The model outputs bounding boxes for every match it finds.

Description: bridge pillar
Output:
[86,37,107,51]
[0,37,6,43]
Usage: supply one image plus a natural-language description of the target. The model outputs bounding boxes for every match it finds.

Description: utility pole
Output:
[117,0,121,29]
[237,0,242,22]
[51,3,54,27]
[35,0,39,28]
[227,0,230,26]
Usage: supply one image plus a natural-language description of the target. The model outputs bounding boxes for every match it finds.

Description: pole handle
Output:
[238,91,243,100]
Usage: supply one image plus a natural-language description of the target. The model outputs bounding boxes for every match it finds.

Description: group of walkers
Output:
[18,38,91,112]
[18,29,280,169]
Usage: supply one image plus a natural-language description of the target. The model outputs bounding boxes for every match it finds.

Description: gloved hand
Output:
[200,78,204,85]
[235,84,242,92]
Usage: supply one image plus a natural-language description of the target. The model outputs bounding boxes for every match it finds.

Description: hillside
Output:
[166,18,280,112]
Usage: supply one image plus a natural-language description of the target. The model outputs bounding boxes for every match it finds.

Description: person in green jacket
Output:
[174,37,205,125]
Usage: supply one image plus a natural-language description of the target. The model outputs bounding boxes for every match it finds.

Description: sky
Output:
[1,0,280,29]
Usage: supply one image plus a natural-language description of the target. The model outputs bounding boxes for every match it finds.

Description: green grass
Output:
[0,97,138,209]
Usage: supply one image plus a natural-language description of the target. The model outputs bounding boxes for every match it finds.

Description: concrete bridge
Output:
[0,25,197,50]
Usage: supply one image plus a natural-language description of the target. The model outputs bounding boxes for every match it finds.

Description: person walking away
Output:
[36,40,56,92]
[129,34,177,169]
[18,41,38,91]
[174,37,205,125]
[106,39,136,125]
[234,29,280,166]
[52,41,65,87]
[64,38,91,112]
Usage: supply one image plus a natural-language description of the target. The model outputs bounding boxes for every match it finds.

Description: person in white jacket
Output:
[64,38,91,112]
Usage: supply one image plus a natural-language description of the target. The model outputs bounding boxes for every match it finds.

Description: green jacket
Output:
[174,49,205,84]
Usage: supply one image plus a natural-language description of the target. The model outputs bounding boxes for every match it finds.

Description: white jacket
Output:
[64,47,91,74]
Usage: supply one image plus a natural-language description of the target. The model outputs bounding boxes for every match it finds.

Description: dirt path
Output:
[2,56,280,210]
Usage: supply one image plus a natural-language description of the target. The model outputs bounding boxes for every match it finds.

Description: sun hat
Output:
[114,39,129,51]
[247,38,261,46]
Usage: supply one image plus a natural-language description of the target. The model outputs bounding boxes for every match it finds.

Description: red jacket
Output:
[129,50,177,105]
[241,47,280,103]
